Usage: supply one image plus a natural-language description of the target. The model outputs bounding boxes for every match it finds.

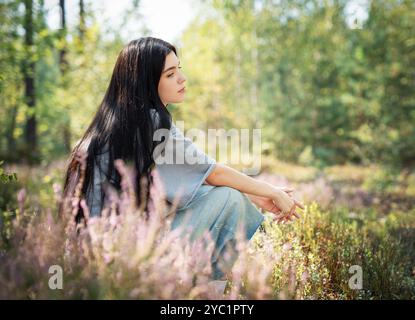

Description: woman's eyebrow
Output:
[163,61,180,73]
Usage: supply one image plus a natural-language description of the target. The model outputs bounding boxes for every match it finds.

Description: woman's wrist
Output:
[261,181,281,198]
[245,181,283,200]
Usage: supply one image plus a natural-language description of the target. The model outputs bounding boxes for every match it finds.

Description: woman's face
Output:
[158,51,186,107]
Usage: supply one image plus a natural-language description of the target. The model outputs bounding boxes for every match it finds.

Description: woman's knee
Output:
[215,186,244,205]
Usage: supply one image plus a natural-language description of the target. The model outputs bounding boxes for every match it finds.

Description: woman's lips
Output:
[178,87,186,93]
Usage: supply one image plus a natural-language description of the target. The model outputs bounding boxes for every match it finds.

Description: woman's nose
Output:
[179,72,186,83]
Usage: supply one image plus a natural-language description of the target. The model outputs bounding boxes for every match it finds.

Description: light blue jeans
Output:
[171,185,265,280]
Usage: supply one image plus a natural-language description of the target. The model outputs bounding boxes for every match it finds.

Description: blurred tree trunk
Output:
[59,0,68,71]
[1,0,20,161]
[23,0,38,164]
[79,0,85,41]
[59,0,71,153]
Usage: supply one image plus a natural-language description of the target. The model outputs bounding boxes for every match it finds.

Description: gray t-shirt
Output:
[153,122,216,209]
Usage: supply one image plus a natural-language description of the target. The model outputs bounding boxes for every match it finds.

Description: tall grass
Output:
[0,158,414,299]
[0,159,276,299]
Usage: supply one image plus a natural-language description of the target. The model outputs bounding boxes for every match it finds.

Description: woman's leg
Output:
[171,186,264,281]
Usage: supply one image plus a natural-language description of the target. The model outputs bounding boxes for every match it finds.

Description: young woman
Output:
[62,37,303,288]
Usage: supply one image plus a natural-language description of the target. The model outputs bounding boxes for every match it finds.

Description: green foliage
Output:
[0,161,17,184]
[181,0,415,170]
[257,203,415,299]
[0,160,19,212]
[0,0,125,162]
[1,0,414,171]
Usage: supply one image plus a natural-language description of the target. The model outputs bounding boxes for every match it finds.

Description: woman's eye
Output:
[167,67,181,78]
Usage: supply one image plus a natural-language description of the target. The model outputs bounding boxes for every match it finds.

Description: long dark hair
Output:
[61,37,176,223]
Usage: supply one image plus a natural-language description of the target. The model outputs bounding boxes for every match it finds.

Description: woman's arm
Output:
[205,163,303,214]
[206,163,281,198]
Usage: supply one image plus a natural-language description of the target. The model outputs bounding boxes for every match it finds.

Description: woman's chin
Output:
[173,97,186,104]
[166,96,186,106]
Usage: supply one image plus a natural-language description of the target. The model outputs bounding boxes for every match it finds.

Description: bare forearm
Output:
[205,163,277,198]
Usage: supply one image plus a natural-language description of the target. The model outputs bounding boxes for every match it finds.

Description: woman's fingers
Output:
[289,202,297,214]
[266,203,280,215]
[277,217,286,224]
[283,217,293,224]
[274,214,288,224]
[273,213,294,224]
[279,188,304,211]
[294,199,305,210]
[271,203,281,212]
[272,216,281,223]
[271,196,304,224]
[273,212,285,220]
[272,211,300,224]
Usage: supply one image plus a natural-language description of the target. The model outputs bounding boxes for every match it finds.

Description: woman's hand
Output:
[247,187,304,224]
[247,194,282,215]
[271,187,304,217]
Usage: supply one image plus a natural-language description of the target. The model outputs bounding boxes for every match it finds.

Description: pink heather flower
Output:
[17,188,26,213]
